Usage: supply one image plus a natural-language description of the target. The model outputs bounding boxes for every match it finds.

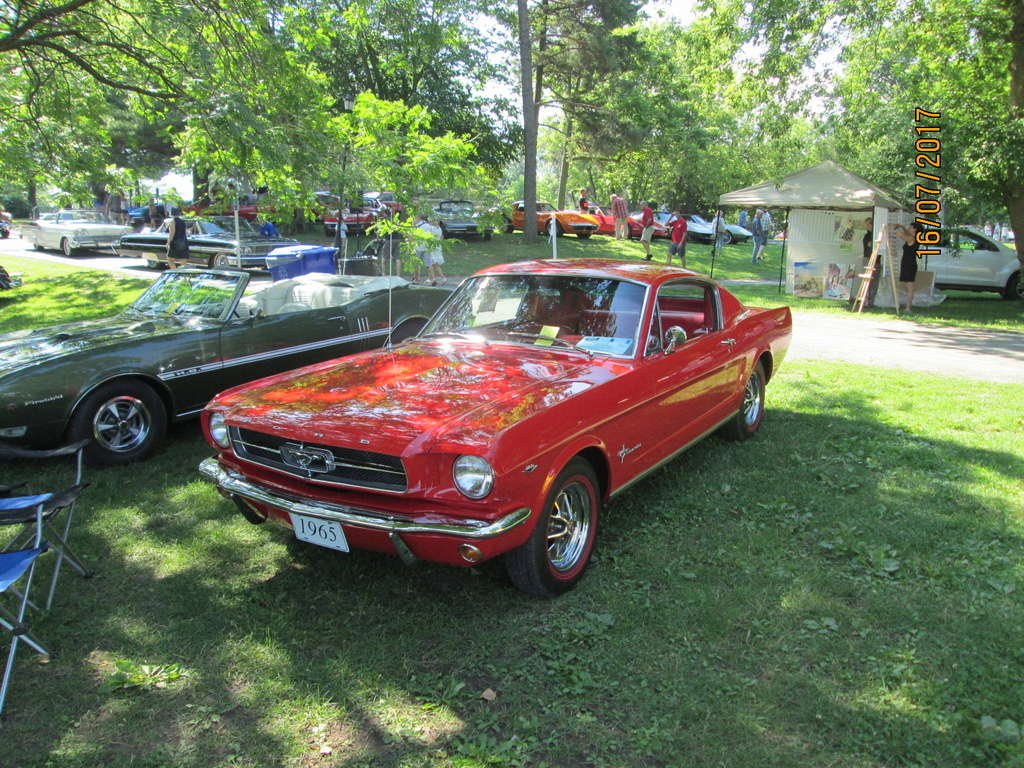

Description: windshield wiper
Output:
[506,332,593,357]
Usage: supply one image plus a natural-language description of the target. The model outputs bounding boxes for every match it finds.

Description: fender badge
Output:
[617,443,640,463]
[523,464,538,473]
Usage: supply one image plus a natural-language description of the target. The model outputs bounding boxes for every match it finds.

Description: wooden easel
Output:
[852,224,900,316]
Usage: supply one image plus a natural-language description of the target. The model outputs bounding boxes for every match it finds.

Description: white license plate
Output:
[290,513,349,553]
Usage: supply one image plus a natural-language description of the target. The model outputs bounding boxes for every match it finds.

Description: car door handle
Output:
[720,338,736,346]
[327,315,346,321]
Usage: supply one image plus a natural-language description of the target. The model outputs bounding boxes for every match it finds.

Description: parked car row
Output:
[0,257,793,596]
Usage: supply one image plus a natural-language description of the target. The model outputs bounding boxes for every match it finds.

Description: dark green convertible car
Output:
[0,269,450,465]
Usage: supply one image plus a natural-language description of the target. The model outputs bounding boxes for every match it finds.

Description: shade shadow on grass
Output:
[0,273,149,335]
[2,365,1022,766]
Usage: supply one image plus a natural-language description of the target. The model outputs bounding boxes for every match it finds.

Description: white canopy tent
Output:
[716,161,914,303]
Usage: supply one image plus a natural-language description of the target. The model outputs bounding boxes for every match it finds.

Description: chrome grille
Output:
[230,427,407,492]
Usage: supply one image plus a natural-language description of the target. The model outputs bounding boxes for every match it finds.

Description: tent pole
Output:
[778,207,790,293]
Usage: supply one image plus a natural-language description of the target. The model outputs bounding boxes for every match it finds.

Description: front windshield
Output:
[423,274,646,357]
[439,202,475,214]
[201,217,257,236]
[131,271,244,320]
[58,211,113,225]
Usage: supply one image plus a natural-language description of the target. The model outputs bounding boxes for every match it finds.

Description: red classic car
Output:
[588,206,669,239]
[199,259,792,596]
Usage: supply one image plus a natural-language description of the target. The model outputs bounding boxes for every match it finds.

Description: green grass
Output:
[4,361,1023,766]
[0,255,150,334]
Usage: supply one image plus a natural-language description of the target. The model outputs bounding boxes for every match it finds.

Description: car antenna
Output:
[385,217,394,351]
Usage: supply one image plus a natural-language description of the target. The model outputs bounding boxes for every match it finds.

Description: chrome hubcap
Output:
[546,481,592,572]
[742,371,763,427]
[93,396,151,452]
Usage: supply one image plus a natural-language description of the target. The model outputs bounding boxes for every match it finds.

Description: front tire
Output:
[1003,272,1022,300]
[721,360,766,441]
[505,458,600,597]
[209,253,232,268]
[69,380,167,466]
[577,232,592,240]
[61,237,78,257]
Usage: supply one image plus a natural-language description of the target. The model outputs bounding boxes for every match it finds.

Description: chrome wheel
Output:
[61,237,75,257]
[546,480,592,573]
[92,396,151,453]
[741,368,764,428]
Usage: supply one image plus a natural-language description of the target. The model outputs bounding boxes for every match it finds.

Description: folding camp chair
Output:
[0,485,87,716]
[0,440,92,610]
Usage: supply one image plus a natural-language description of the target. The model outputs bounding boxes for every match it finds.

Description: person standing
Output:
[738,209,748,229]
[424,217,446,285]
[750,209,766,264]
[897,222,924,313]
[611,193,629,239]
[668,213,688,267]
[578,188,590,212]
[639,202,655,260]
[166,212,190,269]
[712,209,728,253]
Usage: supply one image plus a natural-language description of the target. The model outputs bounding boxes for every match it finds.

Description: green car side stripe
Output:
[156,327,391,381]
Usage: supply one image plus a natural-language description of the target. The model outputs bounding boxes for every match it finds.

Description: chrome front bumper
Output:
[199,457,531,539]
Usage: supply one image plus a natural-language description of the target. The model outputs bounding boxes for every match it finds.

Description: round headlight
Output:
[453,455,494,499]
[209,412,230,448]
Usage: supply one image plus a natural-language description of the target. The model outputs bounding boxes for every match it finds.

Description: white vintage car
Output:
[27,210,132,257]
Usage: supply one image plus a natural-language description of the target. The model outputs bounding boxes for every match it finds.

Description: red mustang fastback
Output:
[199,259,792,596]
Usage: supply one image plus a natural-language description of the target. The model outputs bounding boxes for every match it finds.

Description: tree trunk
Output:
[556,113,574,209]
[1007,1,1024,266]
[519,0,538,241]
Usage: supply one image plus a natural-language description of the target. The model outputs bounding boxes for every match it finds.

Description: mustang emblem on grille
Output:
[280,443,336,473]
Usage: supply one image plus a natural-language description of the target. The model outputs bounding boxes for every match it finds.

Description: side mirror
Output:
[664,325,687,354]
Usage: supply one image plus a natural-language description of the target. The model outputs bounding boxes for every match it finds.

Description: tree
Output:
[518,0,539,240]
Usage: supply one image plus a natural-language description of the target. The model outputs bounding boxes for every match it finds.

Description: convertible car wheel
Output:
[61,237,78,257]
[577,232,592,239]
[70,380,167,466]
[506,458,599,596]
[210,253,232,268]
[387,317,427,346]
[722,360,765,441]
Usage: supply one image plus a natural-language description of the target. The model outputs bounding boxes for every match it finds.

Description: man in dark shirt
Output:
[578,188,590,212]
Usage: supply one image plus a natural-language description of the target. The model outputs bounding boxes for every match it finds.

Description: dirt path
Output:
[788,311,1024,384]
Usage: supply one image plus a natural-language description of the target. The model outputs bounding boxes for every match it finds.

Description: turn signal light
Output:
[459,544,483,564]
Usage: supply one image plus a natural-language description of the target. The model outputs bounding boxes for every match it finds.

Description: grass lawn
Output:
[1,361,1021,766]
[0,255,150,334]
[2,260,1022,764]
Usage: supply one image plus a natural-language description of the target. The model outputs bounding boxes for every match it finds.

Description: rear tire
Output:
[387,317,427,346]
[505,458,599,597]
[69,380,167,466]
[1003,272,1022,300]
[721,360,766,441]
[577,232,592,239]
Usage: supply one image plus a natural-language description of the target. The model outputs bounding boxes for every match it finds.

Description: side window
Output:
[960,231,996,251]
[650,280,720,353]
[646,304,663,355]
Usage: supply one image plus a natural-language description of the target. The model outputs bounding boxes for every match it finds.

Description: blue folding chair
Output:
[0,440,92,611]
[0,486,87,716]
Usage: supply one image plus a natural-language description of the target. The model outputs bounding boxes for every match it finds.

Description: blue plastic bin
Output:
[266,245,337,281]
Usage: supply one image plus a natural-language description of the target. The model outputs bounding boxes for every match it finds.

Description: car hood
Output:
[215,340,627,456]
[0,312,198,375]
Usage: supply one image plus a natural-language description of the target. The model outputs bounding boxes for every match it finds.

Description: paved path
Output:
[788,311,1024,384]
[4,235,1023,383]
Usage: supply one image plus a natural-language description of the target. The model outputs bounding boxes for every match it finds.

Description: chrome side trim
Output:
[199,457,532,538]
[608,411,737,499]
[157,328,389,381]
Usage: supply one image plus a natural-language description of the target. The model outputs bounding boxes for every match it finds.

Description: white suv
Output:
[927,226,1022,300]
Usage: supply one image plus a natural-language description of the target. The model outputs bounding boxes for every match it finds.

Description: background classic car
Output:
[433,200,494,240]
[199,259,793,596]
[0,269,450,465]
[588,206,669,239]
[504,201,599,238]
[117,216,299,270]
[26,209,132,256]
